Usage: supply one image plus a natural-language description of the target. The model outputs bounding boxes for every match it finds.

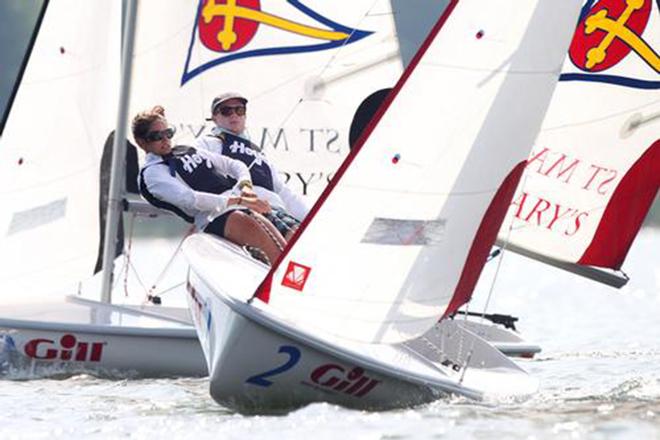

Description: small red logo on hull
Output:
[281,261,311,291]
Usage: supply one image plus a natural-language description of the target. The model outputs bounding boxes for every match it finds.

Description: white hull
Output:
[184,234,538,412]
[0,297,206,378]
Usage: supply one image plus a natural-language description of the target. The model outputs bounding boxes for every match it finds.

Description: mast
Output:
[100,0,138,303]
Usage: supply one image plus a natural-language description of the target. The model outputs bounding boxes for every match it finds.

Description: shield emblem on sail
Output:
[182,0,372,85]
[198,0,261,52]
[560,0,660,88]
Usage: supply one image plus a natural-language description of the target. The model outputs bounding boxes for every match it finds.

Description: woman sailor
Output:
[133,105,286,265]
[195,92,309,240]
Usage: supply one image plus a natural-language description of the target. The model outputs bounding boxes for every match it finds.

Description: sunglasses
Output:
[215,105,246,117]
[145,127,175,142]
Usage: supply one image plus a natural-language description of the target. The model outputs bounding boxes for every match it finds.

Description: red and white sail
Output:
[500,0,659,273]
[254,0,583,344]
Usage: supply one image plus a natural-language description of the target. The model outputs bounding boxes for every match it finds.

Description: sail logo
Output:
[281,261,311,291]
[182,0,372,84]
[199,0,261,52]
[24,334,105,362]
[561,0,660,88]
[305,364,380,398]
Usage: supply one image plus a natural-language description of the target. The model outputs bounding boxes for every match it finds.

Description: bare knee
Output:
[223,211,284,264]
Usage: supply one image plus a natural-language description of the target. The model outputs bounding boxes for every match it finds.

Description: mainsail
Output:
[498,0,659,281]
[0,0,120,302]
[255,0,583,344]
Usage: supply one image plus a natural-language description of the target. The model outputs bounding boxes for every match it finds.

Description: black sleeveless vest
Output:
[139,145,237,223]
[213,132,275,191]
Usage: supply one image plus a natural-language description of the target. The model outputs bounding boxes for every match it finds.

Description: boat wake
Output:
[533,348,660,362]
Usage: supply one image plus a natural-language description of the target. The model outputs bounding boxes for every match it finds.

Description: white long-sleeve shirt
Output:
[195,128,310,221]
[139,147,251,229]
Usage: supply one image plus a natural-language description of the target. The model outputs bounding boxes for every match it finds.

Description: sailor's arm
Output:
[142,164,233,213]
[199,149,252,186]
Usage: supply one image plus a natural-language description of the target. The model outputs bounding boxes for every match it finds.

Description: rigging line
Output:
[150,281,186,297]
[127,257,150,298]
[459,245,510,384]
[249,34,397,101]
[147,224,196,299]
[458,171,526,383]
[313,0,383,89]
[122,212,138,298]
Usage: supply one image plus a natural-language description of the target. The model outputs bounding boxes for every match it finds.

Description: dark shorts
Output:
[203,208,248,237]
[203,207,299,239]
[263,208,300,237]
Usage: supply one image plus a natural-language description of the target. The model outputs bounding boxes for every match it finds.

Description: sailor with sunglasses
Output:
[195,92,309,240]
[133,105,286,265]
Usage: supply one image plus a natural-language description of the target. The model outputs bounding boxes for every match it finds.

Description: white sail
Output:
[500,0,659,271]
[254,0,583,344]
[0,0,400,303]
[128,0,402,200]
[0,1,120,303]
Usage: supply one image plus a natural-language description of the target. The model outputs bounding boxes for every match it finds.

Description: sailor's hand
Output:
[236,196,271,214]
[241,187,257,198]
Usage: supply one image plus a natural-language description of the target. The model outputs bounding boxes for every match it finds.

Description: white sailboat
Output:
[118,0,541,365]
[0,0,403,377]
[0,0,207,377]
[183,0,583,412]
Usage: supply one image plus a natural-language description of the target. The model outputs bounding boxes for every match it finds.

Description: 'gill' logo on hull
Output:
[561,0,660,88]
[182,0,372,84]
[307,364,380,398]
[24,334,105,362]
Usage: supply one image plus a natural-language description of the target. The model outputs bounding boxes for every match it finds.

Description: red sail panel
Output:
[444,161,527,317]
[578,139,660,269]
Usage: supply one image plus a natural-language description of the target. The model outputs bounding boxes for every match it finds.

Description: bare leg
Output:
[224,211,286,264]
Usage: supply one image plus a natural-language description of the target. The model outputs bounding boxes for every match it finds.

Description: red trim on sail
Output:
[578,139,659,269]
[255,273,273,303]
[250,0,460,301]
[443,161,527,317]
